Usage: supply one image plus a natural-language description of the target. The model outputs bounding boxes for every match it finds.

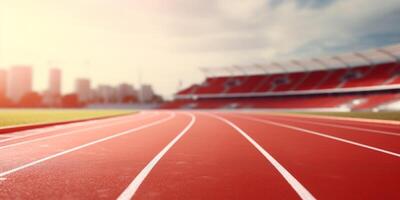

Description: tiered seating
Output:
[224,76,248,93]
[390,76,400,84]
[163,92,400,110]
[342,63,396,88]
[163,95,357,109]
[226,75,265,93]
[195,77,228,94]
[273,72,305,91]
[175,61,400,96]
[294,71,329,90]
[177,85,198,95]
[316,68,348,89]
[386,64,400,84]
[254,74,282,92]
[170,59,400,110]
[352,93,400,110]
[238,96,354,109]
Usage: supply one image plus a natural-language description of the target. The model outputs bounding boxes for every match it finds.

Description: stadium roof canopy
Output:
[200,43,400,77]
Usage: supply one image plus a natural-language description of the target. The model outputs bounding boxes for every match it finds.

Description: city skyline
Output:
[0,66,157,107]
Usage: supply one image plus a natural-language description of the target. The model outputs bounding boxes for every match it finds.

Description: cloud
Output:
[163,0,400,60]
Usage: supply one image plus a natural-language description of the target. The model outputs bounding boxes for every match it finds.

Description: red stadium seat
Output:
[226,75,266,93]
[170,60,400,110]
[175,61,400,96]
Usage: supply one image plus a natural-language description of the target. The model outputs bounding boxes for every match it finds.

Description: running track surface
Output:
[0,111,399,200]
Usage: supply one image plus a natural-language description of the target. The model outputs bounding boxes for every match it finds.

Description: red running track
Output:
[0,111,399,199]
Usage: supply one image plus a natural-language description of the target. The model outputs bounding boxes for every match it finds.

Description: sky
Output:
[1,0,400,98]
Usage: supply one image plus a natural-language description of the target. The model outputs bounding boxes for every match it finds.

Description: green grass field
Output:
[0,109,135,127]
[293,112,400,121]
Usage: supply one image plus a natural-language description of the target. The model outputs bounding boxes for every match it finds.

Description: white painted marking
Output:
[0,112,147,144]
[207,113,316,200]
[266,112,400,126]
[0,113,158,150]
[0,112,175,178]
[117,113,196,200]
[237,115,400,158]
[269,115,400,137]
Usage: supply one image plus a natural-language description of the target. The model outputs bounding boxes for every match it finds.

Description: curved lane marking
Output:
[0,112,176,178]
[117,112,196,200]
[207,113,316,200]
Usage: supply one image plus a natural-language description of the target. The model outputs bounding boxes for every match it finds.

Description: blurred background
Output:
[0,0,400,112]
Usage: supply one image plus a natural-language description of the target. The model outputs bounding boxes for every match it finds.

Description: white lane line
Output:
[236,114,400,158]
[0,112,176,178]
[264,113,400,126]
[264,115,400,137]
[0,112,147,140]
[117,112,196,200]
[206,113,316,200]
[0,112,147,144]
[0,113,159,151]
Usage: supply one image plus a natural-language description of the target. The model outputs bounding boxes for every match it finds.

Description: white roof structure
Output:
[200,43,400,77]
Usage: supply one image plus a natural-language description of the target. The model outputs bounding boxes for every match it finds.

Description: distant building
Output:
[139,84,154,103]
[75,78,91,103]
[43,68,62,106]
[6,66,32,102]
[0,69,7,97]
[97,85,117,103]
[117,83,137,102]
[49,68,61,96]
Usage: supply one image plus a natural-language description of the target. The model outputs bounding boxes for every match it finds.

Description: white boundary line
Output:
[263,113,400,126]
[206,113,316,200]
[235,114,400,158]
[117,112,196,200]
[0,112,160,151]
[0,112,176,178]
[0,112,147,144]
[261,115,400,137]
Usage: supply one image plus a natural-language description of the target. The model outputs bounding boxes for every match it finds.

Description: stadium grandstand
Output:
[162,44,400,111]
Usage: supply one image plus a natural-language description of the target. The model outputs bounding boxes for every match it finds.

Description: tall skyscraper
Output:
[49,68,61,96]
[75,78,91,103]
[0,69,7,97]
[6,66,32,102]
[43,68,62,106]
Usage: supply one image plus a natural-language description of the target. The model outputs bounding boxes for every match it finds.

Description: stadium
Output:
[163,44,400,112]
[1,1,400,199]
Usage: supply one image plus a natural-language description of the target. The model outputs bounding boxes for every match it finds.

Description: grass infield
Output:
[0,109,135,127]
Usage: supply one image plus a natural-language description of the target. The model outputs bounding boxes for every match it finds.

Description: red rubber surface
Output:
[0,111,399,199]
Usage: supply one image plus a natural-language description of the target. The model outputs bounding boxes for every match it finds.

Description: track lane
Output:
[0,112,191,199]
[0,112,157,150]
[0,112,169,175]
[265,113,400,133]
[118,112,196,200]
[0,112,152,146]
[264,114,400,137]
[220,112,400,199]
[243,113,400,154]
[131,112,303,200]
[0,110,399,199]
